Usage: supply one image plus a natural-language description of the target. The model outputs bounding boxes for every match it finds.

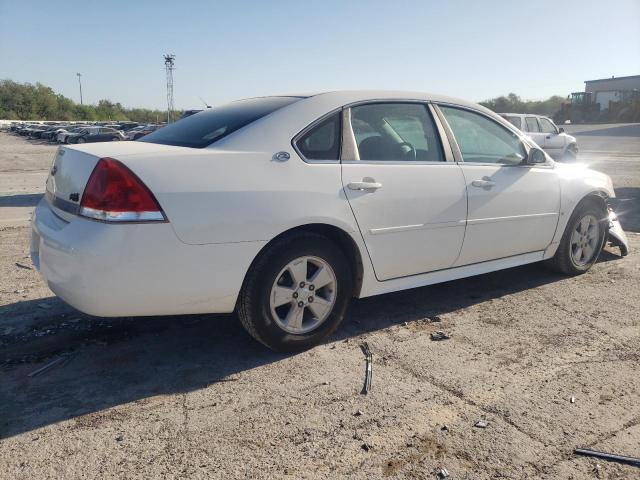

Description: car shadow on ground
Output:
[0,193,43,207]
[0,250,626,439]
[611,187,640,233]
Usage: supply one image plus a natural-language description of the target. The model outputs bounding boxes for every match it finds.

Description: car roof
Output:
[251,90,484,110]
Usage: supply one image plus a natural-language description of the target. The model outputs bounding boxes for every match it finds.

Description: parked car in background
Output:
[32,91,628,352]
[27,125,51,138]
[499,113,578,161]
[129,124,162,140]
[57,126,90,144]
[41,125,72,142]
[66,126,124,144]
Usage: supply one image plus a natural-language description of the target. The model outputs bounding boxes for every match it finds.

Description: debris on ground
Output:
[474,419,489,429]
[435,466,450,478]
[354,410,364,417]
[430,331,450,341]
[361,442,372,452]
[15,262,32,270]
[360,342,373,395]
[428,315,443,323]
[27,354,73,377]
[115,435,124,442]
[570,396,576,403]
[574,448,640,468]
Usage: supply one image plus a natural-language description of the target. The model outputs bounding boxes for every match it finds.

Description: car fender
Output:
[545,164,614,257]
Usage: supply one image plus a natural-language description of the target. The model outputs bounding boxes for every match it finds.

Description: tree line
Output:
[1,79,566,122]
[479,93,565,116]
[0,79,179,123]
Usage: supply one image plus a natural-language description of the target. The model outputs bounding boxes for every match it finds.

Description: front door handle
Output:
[348,180,382,191]
[471,178,496,189]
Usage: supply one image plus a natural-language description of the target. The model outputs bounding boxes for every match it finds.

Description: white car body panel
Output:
[31,90,627,318]
[341,162,467,280]
[455,164,560,265]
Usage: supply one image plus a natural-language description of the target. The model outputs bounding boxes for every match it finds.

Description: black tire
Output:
[546,199,607,275]
[76,137,85,144]
[111,136,120,141]
[237,232,353,352]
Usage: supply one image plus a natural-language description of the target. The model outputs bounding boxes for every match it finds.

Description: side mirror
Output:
[558,127,565,133]
[526,147,547,165]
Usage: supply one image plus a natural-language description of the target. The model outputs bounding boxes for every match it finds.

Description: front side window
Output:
[350,103,444,161]
[140,96,302,148]
[525,117,540,132]
[538,117,557,134]
[295,112,341,160]
[439,106,526,165]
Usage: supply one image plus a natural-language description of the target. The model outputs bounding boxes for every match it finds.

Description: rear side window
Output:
[350,103,444,161]
[505,116,522,129]
[140,96,302,148]
[295,113,341,160]
[525,117,540,132]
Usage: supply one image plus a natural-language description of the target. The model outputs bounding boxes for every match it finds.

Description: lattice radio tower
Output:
[164,54,175,123]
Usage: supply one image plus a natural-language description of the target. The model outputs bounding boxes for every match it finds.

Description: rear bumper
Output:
[31,198,265,317]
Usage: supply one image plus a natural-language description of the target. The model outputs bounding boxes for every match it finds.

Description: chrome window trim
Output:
[432,102,554,169]
[341,100,450,165]
[291,107,343,164]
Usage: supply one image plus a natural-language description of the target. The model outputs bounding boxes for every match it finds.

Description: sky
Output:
[1,0,639,110]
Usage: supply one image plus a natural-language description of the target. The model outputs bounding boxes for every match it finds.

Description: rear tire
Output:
[76,137,85,144]
[237,232,353,352]
[546,199,607,275]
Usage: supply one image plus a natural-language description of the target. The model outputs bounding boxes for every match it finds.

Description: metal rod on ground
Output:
[574,448,640,468]
[360,342,372,394]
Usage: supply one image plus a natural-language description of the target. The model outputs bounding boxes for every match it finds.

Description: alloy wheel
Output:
[570,214,600,266]
[269,256,337,334]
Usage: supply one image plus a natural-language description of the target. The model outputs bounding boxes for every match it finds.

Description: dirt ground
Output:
[1,127,639,479]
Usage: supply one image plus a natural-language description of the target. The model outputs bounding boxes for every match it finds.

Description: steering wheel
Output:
[398,142,417,161]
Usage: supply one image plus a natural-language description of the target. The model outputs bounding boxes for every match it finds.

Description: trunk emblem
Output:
[50,166,58,176]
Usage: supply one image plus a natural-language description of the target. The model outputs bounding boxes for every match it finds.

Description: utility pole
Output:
[76,73,83,105]
[164,54,175,123]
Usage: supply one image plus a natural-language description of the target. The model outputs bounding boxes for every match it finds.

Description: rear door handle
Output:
[347,181,382,191]
[471,178,496,189]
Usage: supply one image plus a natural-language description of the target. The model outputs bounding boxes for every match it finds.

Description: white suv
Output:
[500,113,578,161]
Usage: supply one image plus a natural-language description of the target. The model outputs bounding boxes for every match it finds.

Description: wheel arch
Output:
[241,223,366,299]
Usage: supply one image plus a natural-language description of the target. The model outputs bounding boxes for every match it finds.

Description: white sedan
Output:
[31,91,629,352]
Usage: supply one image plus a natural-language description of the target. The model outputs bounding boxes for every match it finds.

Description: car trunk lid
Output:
[45,142,181,221]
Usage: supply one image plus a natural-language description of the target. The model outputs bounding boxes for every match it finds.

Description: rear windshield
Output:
[140,96,303,148]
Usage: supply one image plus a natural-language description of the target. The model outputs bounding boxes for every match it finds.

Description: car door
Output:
[524,116,546,147]
[538,117,565,154]
[436,105,560,266]
[338,102,467,281]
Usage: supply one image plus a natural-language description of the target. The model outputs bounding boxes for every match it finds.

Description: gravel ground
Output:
[0,127,639,479]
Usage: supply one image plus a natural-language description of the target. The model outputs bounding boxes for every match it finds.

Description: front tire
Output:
[237,232,353,352]
[76,137,86,144]
[546,199,607,275]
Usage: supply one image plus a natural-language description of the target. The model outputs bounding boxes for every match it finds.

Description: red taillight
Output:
[79,157,165,222]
